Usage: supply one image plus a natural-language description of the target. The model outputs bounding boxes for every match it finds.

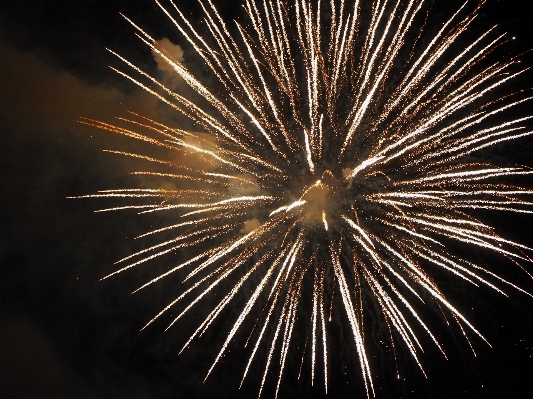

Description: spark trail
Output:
[74,0,533,397]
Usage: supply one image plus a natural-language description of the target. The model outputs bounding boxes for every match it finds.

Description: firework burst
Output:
[74,0,533,397]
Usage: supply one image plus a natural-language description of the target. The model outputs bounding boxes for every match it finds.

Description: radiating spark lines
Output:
[75,0,533,397]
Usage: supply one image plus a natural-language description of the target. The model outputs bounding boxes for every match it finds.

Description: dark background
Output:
[1,1,533,398]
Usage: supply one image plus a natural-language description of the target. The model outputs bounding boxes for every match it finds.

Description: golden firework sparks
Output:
[74,0,533,397]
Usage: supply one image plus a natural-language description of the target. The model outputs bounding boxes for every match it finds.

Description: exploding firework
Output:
[74,0,533,397]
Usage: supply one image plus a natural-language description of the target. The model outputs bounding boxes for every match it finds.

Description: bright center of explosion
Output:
[299,170,350,230]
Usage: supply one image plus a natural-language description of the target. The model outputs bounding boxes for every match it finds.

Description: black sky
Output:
[1,1,533,398]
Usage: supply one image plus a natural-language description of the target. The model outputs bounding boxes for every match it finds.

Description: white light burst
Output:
[74,0,533,397]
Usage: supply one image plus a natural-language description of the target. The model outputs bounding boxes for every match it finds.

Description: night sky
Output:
[1,1,533,398]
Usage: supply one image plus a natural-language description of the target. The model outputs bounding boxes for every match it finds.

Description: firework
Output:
[74,0,533,397]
